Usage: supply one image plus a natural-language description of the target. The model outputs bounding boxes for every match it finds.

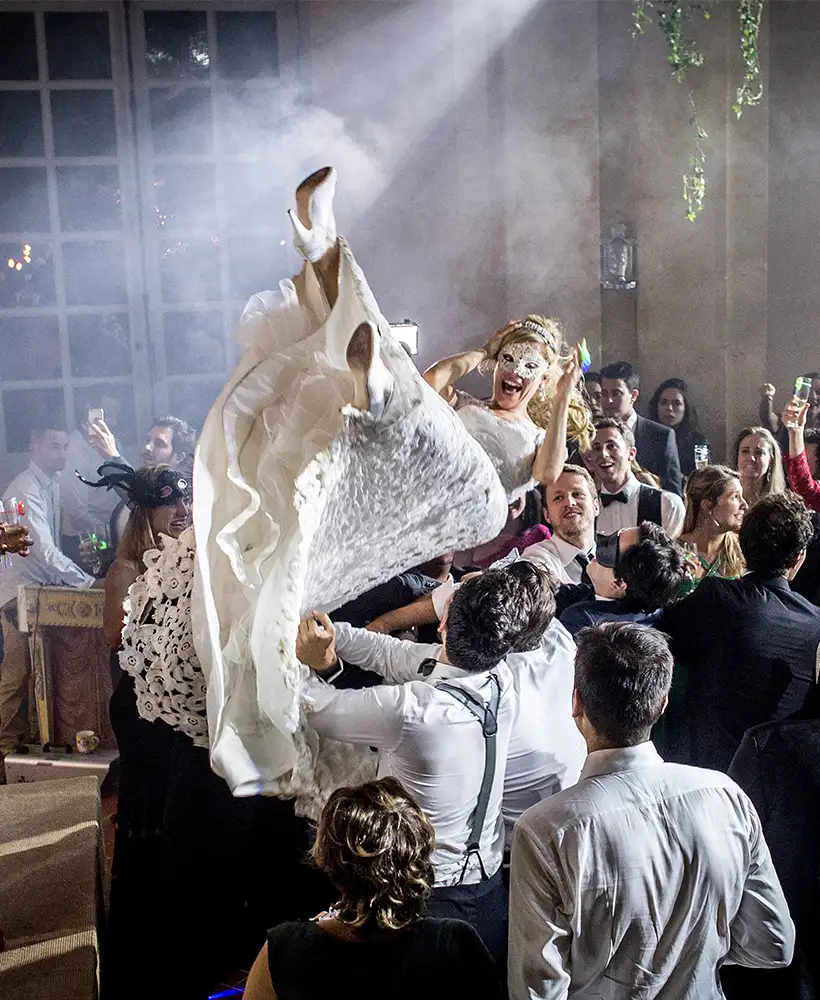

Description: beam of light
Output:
[216,0,545,227]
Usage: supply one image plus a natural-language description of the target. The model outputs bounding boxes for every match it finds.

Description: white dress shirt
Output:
[330,620,586,848]
[0,462,95,609]
[508,741,794,1000]
[522,535,595,585]
[308,641,513,887]
[597,473,685,539]
[59,429,121,535]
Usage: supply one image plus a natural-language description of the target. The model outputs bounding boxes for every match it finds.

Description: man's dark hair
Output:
[802,371,820,382]
[593,416,635,450]
[739,492,814,576]
[615,523,688,611]
[584,371,602,386]
[152,415,197,461]
[446,567,550,672]
[29,420,66,444]
[600,361,640,392]
[574,622,673,746]
[503,561,556,652]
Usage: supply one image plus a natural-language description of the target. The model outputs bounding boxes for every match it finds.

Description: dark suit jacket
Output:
[559,598,661,636]
[722,706,820,999]
[633,414,683,496]
[657,573,820,771]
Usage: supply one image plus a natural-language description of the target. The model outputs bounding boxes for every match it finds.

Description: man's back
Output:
[725,713,820,999]
[503,620,586,838]
[658,573,820,769]
[508,743,793,1000]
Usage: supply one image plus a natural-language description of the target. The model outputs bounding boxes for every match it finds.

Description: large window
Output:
[0,1,298,453]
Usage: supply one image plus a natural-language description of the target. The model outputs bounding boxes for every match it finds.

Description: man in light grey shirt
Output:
[508,621,793,1000]
[0,424,96,755]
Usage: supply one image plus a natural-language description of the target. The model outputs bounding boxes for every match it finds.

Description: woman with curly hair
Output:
[424,315,593,500]
[243,777,501,1000]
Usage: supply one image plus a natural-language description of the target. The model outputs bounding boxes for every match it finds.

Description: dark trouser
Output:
[428,865,508,974]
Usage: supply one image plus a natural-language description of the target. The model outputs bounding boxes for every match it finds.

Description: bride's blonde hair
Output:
[484,314,593,452]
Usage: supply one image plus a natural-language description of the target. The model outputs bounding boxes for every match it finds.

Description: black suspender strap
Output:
[637,484,663,528]
[436,673,502,883]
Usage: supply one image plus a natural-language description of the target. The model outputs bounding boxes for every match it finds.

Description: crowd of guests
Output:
[2,353,820,999]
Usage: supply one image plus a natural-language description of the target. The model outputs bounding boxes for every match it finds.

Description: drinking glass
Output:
[784,377,812,429]
[0,497,21,569]
[693,444,710,471]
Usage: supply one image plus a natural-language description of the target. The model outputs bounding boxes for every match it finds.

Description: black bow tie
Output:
[600,491,629,507]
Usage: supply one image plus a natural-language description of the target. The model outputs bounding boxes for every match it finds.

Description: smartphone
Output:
[88,407,104,425]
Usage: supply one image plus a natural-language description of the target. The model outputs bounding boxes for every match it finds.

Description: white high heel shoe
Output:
[347,322,393,420]
[288,166,338,263]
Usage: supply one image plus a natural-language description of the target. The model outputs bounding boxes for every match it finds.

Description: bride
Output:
[424,316,593,500]
[122,167,509,815]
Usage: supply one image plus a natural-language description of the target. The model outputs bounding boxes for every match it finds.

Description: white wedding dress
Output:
[139,178,506,816]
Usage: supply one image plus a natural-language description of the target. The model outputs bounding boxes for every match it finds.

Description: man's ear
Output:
[572,688,583,720]
[628,447,638,462]
[631,388,640,405]
[612,575,628,598]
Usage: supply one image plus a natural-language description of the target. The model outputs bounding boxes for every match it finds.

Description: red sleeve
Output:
[785,450,820,512]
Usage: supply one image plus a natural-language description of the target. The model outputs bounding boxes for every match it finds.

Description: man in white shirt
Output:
[0,424,96,756]
[587,419,684,538]
[508,621,794,1000]
[296,566,555,967]
[522,465,599,584]
[316,561,586,847]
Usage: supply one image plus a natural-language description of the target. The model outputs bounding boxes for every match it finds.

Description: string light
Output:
[7,259,14,269]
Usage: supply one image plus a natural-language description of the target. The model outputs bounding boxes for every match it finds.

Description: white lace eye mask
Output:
[497,342,550,380]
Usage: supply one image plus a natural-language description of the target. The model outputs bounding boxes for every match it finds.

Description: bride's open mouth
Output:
[499,374,530,398]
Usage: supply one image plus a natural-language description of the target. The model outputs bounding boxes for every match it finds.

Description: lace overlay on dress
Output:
[120,529,209,749]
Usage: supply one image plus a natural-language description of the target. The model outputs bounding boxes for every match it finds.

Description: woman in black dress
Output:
[96,464,190,998]
[243,777,502,1000]
[648,377,710,479]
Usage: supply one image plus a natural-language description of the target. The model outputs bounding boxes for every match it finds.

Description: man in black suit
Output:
[721,688,820,1000]
[658,492,820,772]
[600,361,683,496]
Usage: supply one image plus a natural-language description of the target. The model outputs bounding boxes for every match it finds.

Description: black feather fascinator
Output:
[76,463,188,510]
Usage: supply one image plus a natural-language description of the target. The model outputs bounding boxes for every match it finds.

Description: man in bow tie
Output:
[588,419,684,539]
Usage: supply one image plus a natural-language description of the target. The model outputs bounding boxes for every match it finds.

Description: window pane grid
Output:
[0,3,144,453]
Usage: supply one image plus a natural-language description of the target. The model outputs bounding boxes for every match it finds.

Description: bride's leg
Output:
[347,322,392,420]
[289,166,340,309]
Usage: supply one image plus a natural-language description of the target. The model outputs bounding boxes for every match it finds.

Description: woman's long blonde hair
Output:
[116,465,174,572]
[683,465,746,578]
[733,426,786,498]
[487,314,593,452]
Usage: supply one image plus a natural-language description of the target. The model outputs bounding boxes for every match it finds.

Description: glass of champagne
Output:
[784,377,812,429]
[0,497,20,569]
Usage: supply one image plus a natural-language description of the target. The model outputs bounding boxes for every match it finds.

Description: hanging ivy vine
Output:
[632,0,765,221]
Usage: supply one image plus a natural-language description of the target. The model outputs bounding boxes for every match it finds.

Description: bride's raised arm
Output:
[423,320,522,404]
[532,349,585,487]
